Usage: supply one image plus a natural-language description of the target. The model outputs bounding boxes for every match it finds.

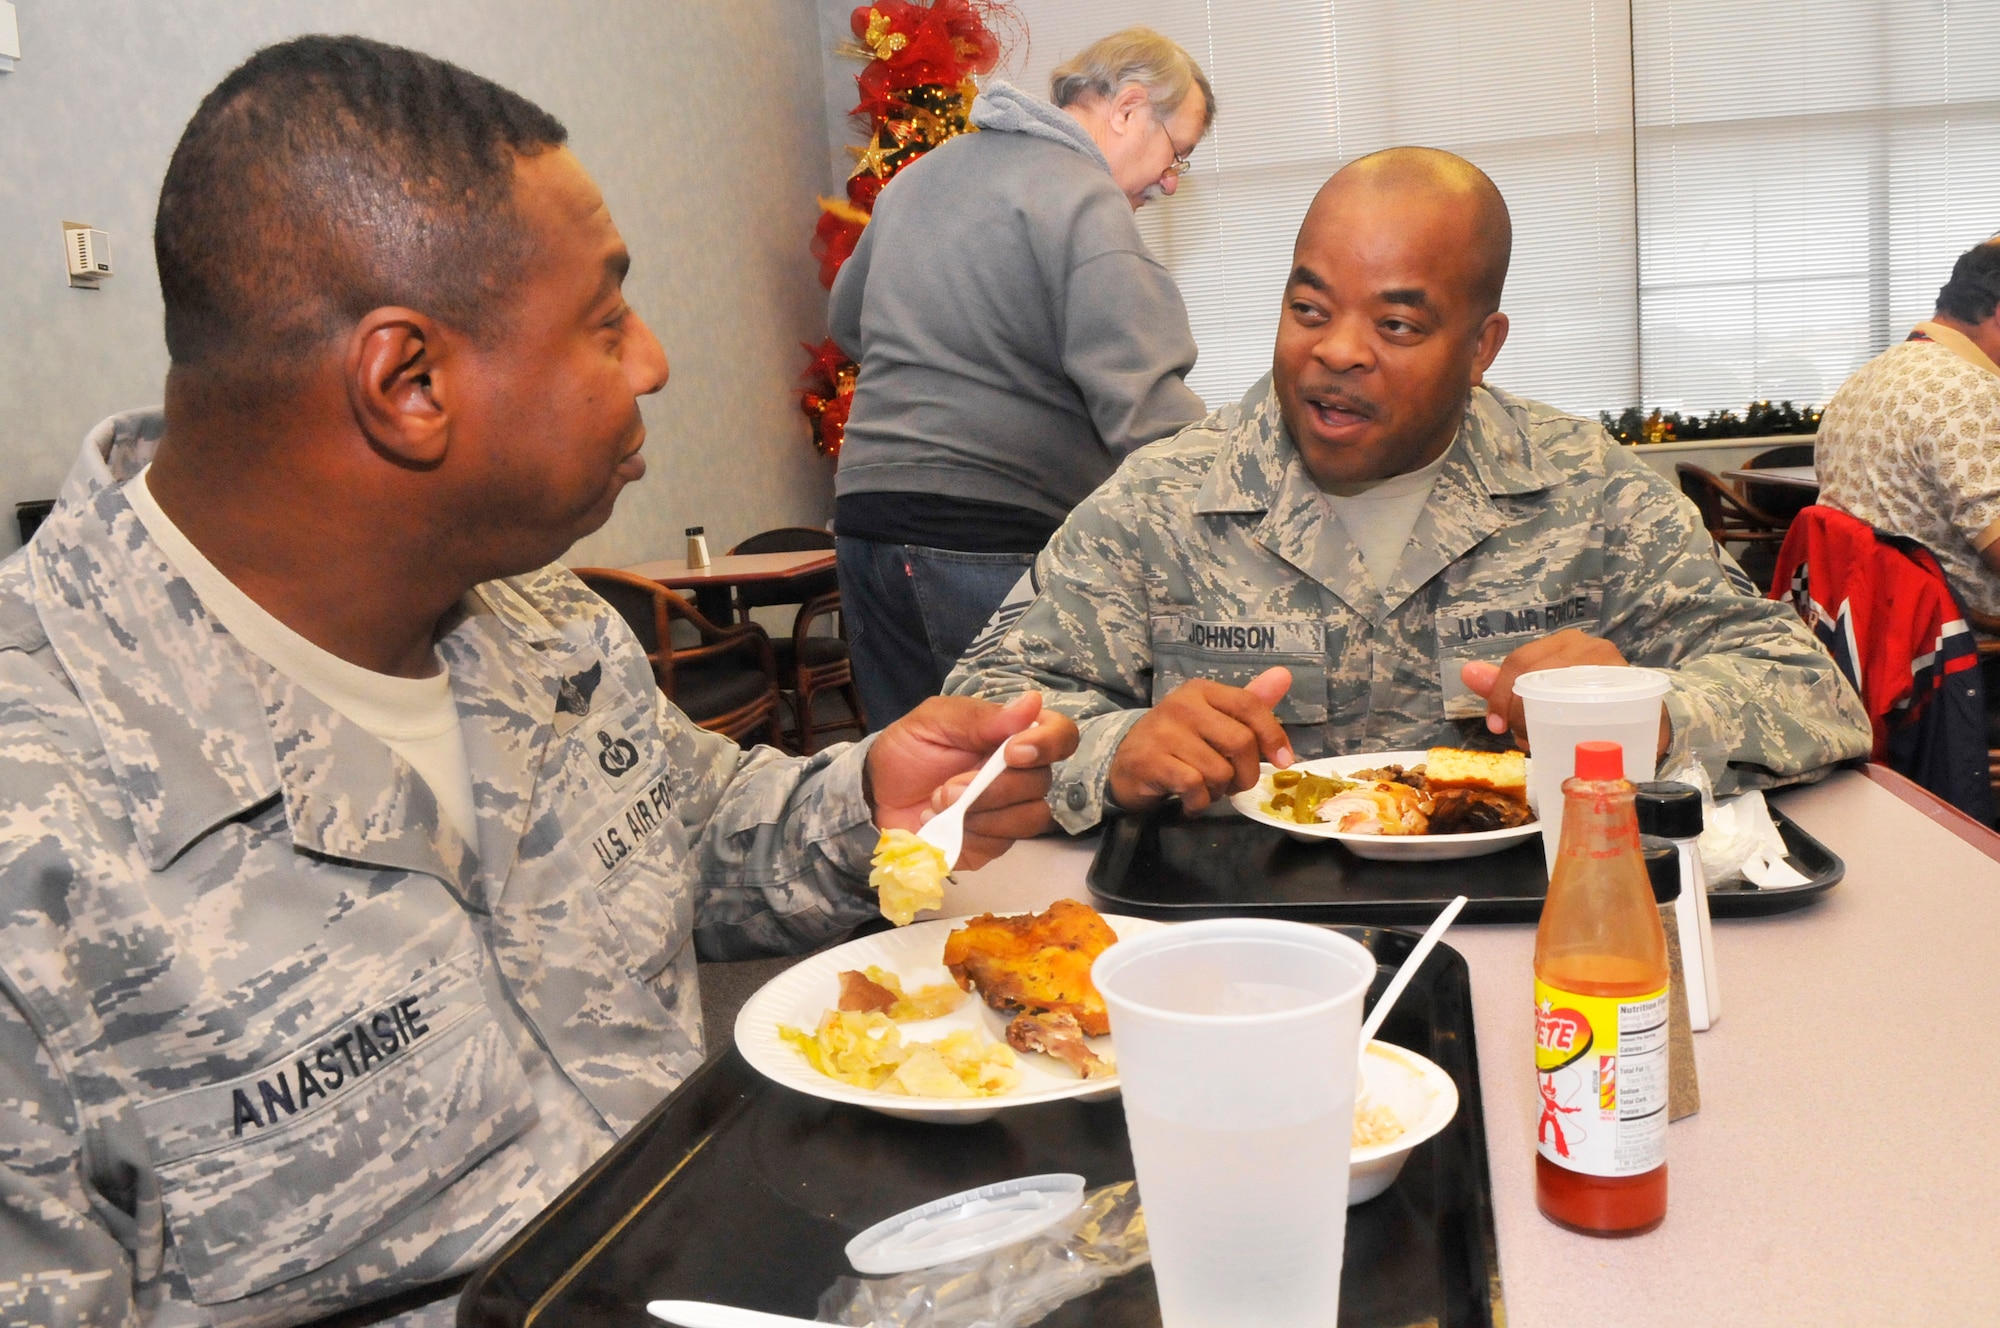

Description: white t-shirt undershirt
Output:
[125,467,480,845]
[1320,447,1454,592]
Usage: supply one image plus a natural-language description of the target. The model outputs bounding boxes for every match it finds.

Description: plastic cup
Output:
[1513,665,1671,870]
[1093,919,1376,1328]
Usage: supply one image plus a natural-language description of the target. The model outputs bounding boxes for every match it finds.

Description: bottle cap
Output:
[685,526,704,536]
[844,1173,1085,1275]
[1635,781,1704,839]
[1573,740,1623,781]
[1641,834,1680,903]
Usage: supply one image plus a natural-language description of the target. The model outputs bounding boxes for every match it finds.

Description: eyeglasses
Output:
[1150,107,1195,177]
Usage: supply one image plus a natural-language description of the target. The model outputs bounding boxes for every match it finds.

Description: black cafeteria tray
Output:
[1087,806,1843,923]
[457,927,1499,1328]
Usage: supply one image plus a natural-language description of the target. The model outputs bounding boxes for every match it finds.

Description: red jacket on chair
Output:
[1770,504,1991,819]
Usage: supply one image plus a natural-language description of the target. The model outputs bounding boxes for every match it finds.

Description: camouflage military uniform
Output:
[947,378,1871,832]
[0,411,883,1326]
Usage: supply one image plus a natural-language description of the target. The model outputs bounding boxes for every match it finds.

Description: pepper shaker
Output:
[1642,834,1701,1120]
[685,525,710,570]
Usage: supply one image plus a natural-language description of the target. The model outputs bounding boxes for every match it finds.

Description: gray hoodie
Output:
[830,81,1204,532]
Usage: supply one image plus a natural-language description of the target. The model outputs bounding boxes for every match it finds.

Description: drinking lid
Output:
[845,1173,1085,1275]
[1511,665,1670,702]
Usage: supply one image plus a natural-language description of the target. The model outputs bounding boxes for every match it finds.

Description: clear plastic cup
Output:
[1092,919,1376,1328]
[1513,665,1671,871]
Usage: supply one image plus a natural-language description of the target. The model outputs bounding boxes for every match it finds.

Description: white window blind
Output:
[1633,0,2000,412]
[991,2,1639,415]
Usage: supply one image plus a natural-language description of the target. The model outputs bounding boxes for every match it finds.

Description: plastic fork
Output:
[915,741,1015,871]
[648,1302,817,1327]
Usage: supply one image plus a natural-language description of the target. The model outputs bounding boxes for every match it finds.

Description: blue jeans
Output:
[836,537,1037,731]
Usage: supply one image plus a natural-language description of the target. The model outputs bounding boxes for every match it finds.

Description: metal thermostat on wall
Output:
[63,222,112,288]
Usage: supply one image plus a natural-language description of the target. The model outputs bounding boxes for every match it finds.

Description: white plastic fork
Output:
[915,741,1015,871]
[649,1301,818,1327]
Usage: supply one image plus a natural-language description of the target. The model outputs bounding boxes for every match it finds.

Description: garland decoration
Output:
[799,1,1014,458]
[1601,399,1822,445]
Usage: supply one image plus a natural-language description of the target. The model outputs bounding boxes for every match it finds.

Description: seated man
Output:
[947,147,1868,828]
[1816,240,2000,618]
[0,37,1074,1327]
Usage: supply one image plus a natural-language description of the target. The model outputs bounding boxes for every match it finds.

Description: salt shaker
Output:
[685,526,710,570]
[1636,781,1720,1030]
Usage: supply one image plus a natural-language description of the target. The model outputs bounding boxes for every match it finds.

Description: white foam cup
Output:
[1512,665,1671,870]
[1092,919,1376,1328]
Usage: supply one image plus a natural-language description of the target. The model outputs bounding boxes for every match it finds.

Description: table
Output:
[622,550,836,624]
[1721,464,1819,491]
[697,765,2000,1326]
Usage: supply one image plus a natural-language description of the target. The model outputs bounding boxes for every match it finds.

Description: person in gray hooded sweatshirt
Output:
[831,28,1214,729]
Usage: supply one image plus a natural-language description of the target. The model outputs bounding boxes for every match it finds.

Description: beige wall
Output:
[0,0,841,562]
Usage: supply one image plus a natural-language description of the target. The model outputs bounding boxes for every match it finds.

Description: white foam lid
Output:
[1511,664,1670,702]
[844,1173,1086,1275]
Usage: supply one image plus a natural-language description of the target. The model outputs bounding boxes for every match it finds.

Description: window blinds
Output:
[991,2,1639,414]
[982,2,2000,417]
[1632,0,2000,412]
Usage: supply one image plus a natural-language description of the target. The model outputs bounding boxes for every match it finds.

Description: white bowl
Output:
[1348,1040,1460,1204]
[1230,750,1540,861]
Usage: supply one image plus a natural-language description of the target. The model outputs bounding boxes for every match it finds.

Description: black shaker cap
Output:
[1636,781,1704,839]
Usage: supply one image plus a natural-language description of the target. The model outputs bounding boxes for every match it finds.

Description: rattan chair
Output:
[575,567,785,749]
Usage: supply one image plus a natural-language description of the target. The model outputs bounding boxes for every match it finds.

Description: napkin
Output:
[1659,759,1809,888]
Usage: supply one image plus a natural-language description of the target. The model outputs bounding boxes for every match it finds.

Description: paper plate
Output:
[1230,750,1540,861]
[736,909,1164,1124]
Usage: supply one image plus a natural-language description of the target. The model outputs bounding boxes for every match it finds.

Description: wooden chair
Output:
[1742,443,1818,524]
[1677,463,1791,592]
[574,567,785,750]
[727,528,866,753]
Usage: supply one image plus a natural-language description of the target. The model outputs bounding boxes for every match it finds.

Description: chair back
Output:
[728,527,839,610]
[1747,443,1815,469]
[576,568,676,689]
[1676,463,1729,536]
[575,567,784,747]
[1740,444,1818,525]
[729,527,835,555]
[1675,463,1785,534]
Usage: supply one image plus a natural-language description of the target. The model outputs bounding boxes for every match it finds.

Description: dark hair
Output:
[155,35,568,372]
[1935,241,2000,325]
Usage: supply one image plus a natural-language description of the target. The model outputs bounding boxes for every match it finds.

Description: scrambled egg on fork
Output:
[870,828,950,925]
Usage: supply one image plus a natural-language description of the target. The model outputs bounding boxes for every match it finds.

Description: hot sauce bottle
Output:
[1533,740,1671,1236]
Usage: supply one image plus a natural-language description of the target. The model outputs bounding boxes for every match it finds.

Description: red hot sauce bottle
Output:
[1532,740,1671,1236]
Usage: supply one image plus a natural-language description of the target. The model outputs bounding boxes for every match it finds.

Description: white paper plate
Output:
[1229,750,1540,861]
[736,910,1165,1124]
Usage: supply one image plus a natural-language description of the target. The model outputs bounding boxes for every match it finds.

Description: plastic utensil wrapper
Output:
[818,1181,1148,1328]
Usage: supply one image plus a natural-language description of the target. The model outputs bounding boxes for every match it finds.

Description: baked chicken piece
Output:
[942,899,1118,1037]
[1005,1011,1114,1078]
